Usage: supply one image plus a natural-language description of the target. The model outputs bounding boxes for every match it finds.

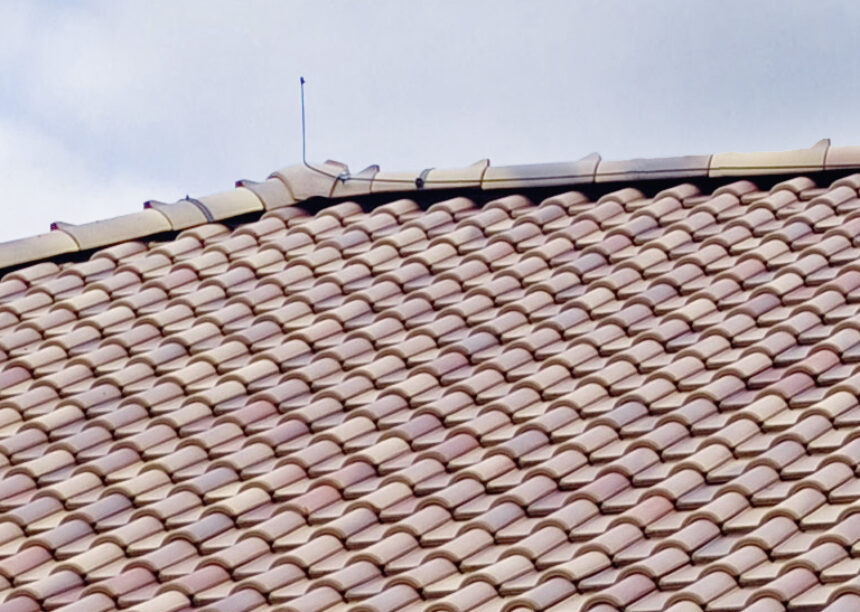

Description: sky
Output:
[1,0,859,242]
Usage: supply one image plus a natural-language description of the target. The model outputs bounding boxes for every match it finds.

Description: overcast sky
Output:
[1,1,859,242]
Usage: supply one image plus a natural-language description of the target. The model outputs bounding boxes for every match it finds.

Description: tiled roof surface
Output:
[5,151,860,611]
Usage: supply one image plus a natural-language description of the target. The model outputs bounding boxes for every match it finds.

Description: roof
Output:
[1,140,860,611]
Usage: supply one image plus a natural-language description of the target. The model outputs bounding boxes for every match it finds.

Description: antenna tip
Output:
[300,76,305,84]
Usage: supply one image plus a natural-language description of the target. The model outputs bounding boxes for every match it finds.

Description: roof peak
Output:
[3,139,860,272]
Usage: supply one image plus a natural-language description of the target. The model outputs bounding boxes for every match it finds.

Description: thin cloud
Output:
[0,118,174,240]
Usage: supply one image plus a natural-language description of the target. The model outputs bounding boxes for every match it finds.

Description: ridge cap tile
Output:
[5,141,860,273]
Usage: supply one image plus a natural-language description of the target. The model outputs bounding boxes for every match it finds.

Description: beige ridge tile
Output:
[710,139,830,177]
[482,153,601,190]
[52,210,171,251]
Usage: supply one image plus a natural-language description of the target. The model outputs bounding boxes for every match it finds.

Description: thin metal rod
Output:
[300,76,307,164]
[297,77,415,185]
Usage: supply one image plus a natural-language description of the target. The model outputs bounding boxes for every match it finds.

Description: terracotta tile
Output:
[823,593,860,611]
[348,583,420,612]
[202,588,267,612]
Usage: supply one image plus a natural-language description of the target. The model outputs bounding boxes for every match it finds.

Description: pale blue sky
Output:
[1,1,859,242]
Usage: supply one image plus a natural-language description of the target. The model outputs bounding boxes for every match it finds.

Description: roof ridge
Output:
[2,139,860,272]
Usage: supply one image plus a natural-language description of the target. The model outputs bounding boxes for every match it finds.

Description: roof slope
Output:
[2,148,860,611]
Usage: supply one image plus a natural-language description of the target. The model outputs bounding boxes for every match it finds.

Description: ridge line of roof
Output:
[2,139,860,273]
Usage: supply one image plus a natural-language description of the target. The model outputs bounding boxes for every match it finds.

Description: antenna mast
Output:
[300,77,308,164]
